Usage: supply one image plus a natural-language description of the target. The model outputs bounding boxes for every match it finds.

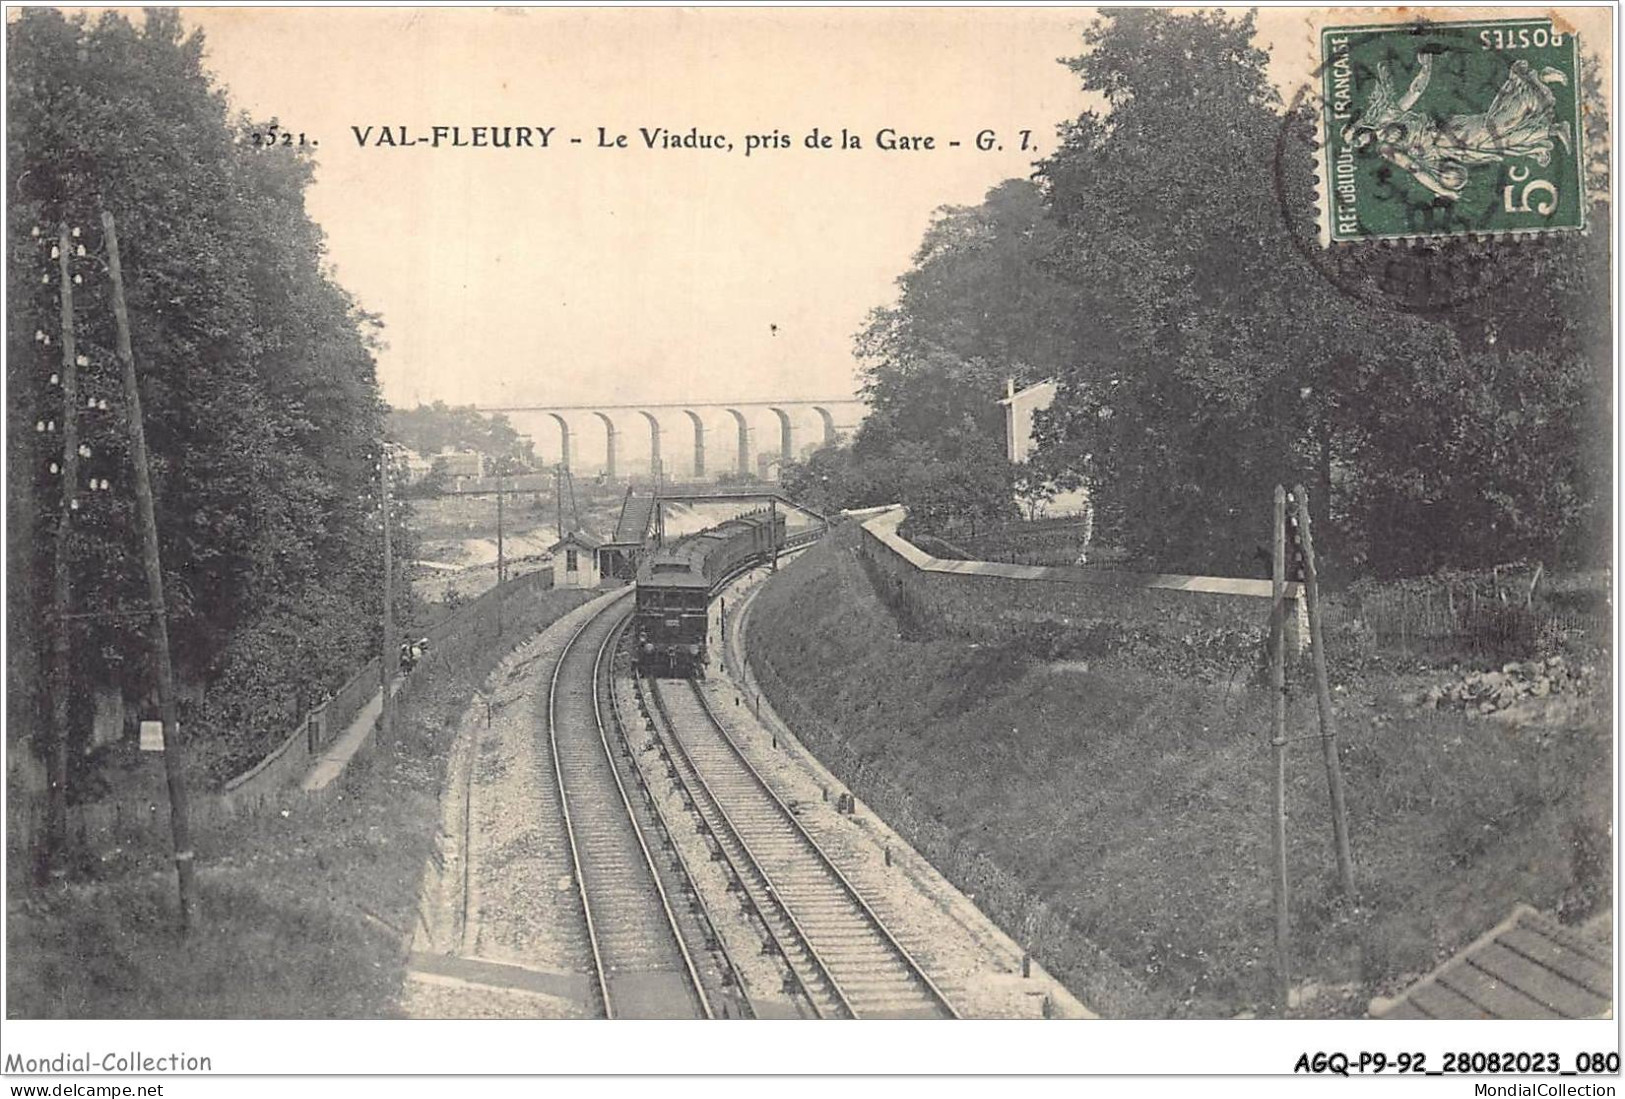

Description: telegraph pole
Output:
[496,475,506,586]
[495,473,505,635]
[1270,486,1291,1011]
[380,454,396,744]
[44,223,83,877]
[1291,485,1356,899]
[104,210,197,931]
[769,496,779,571]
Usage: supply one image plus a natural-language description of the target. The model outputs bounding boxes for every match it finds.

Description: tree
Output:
[823,180,1081,529]
[8,9,401,790]
[388,401,536,475]
[1029,9,1608,577]
[853,179,1075,462]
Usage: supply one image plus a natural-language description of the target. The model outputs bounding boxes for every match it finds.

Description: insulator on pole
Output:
[51,246,60,259]
[30,226,40,237]
[69,499,79,511]
[35,330,45,342]
[50,374,59,385]
[49,462,59,474]
[97,399,108,410]
[71,226,81,238]
[76,354,88,367]
[76,245,86,257]
[72,274,82,285]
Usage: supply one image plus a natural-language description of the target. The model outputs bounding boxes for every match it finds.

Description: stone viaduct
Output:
[477,399,865,479]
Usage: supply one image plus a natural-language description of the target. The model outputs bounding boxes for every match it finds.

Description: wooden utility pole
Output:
[494,475,505,635]
[1291,485,1356,899]
[44,224,83,878]
[496,476,506,586]
[104,210,197,931]
[555,465,564,540]
[380,456,396,744]
[1270,485,1291,1011]
[769,496,779,572]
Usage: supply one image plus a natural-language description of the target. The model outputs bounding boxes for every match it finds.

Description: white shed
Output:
[550,530,605,589]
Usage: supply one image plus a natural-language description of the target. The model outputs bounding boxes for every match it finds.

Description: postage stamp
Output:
[1319,17,1585,244]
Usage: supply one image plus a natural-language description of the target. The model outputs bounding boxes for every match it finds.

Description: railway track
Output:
[545,593,712,1018]
[600,617,759,1018]
[641,673,958,1019]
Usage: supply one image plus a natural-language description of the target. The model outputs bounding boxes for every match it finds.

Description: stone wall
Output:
[858,507,1303,674]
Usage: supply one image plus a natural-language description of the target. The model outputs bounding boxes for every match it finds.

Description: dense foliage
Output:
[1034,9,1610,576]
[803,10,1610,578]
[781,181,1071,531]
[388,401,537,477]
[7,9,407,781]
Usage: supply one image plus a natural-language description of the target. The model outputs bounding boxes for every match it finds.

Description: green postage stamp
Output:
[1319,17,1585,243]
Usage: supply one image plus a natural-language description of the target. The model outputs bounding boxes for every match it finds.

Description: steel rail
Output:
[545,598,619,1016]
[604,618,757,1018]
[642,674,847,1017]
[586,609,714,1019]
[683,677,961,1019]
[544,588,707,1019]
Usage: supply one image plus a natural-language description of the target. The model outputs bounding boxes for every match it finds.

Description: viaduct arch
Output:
[683,409,705,478]
[486,398,862,479]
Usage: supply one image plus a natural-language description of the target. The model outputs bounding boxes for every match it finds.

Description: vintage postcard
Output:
[2,4,1616,1086]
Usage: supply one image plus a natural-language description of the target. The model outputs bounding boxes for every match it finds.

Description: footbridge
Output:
[477,398,865,479]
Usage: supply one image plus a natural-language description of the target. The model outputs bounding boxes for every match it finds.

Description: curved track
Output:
[601,617,759,1018]
[642,674,958,1019]
[545,593,710,1018]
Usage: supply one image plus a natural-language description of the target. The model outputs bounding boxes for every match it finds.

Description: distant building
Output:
[386,442,434,485]
[999,378,1089,519]
[401,450,434,485]
[432,449,486,480]
[550,530,605,589]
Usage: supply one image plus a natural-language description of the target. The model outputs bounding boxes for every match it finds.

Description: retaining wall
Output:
[859,507,1303,674]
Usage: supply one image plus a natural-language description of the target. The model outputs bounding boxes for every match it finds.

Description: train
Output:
[633,508,786,677]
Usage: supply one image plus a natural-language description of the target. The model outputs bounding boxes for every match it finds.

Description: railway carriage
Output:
[633,508,785,676]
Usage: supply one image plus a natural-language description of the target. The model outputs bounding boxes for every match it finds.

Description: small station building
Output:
[550,530,606,589]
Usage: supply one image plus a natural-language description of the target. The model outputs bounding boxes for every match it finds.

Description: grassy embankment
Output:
[6,587,593,1018]
[748,527,1611,1018]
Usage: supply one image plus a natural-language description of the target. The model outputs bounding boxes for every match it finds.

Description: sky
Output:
[182,7,1097,412]
[167,5,1611,461]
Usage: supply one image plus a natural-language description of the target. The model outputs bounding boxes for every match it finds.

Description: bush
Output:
[197,587,377,780]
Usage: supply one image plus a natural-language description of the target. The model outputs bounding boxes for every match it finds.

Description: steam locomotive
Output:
[633,508,785,677]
